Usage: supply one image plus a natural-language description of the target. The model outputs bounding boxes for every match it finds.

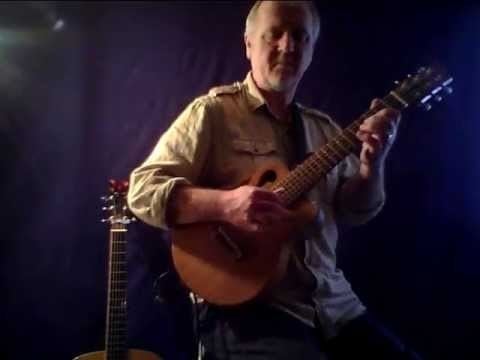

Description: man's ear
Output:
[244,34,251,60]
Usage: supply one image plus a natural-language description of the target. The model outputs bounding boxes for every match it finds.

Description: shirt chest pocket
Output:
[220,138,278,180]
[231,139,278,162]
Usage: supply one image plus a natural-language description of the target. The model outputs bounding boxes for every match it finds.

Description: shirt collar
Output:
[242,71,300,123]
[242,71,268,111]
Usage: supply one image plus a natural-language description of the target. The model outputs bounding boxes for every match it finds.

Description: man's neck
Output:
[251,74,296,122]
[260,90,293,122]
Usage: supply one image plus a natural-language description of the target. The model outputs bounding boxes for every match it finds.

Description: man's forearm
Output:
[339,163,386,213]
[166,185,228,226]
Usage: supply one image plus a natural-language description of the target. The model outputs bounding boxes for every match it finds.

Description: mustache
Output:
[274,55,299,66]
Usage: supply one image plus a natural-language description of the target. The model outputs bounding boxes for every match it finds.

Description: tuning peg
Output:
[422,102,432,111]
[101,217,112,223]
[434,95,443,102]
[100,195,113,202]
[102,205,114,211]
[394,80,400,85]
[443,86,453,95]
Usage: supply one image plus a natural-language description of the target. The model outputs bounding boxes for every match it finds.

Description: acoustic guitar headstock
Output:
[391,65,453,111]
[101,179,135,226]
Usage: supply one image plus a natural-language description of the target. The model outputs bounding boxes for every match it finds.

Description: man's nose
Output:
[277,32,295,53]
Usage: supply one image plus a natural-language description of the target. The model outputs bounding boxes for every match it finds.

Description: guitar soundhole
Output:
[259,170,277,187]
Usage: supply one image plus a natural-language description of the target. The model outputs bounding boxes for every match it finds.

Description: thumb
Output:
[370,98,384,111]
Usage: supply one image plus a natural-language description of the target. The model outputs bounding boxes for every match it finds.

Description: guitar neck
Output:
[105,223,128,360]
[274,91,407,206]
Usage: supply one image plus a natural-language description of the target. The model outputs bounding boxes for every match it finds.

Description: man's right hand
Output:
[218,185,293,233]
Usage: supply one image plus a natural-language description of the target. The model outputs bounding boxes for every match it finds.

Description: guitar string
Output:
[278,91,407,205]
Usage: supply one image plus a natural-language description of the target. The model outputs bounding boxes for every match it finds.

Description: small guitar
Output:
[171,65,454,306]
[74,180,161,360]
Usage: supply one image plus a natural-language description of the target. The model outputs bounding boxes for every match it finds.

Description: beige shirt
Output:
[127,72,384,338]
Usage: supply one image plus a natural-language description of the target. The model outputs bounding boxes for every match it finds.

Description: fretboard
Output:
[105,225,128,360]
[274,92,407,205]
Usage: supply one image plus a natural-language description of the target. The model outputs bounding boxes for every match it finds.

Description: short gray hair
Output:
[244,1,321,42]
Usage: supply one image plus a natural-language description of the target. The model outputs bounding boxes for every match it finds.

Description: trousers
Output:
[197,302,423,360]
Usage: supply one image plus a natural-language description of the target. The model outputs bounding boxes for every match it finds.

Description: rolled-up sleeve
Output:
[334,153,385,226]
[320,118,385,226]
[127,98,213,230]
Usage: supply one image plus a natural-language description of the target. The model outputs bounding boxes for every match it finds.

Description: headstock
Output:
[101,179,135,226]
[392,65,453,111]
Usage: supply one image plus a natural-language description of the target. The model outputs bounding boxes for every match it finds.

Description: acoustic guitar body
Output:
[176,65,455,306]
[171,160,317,306]
[73,349,161,360]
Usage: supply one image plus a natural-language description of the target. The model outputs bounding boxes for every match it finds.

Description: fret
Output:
[107,325,127,330]
[107,315,126,320]
[110,251,126,255]
[325,142,344,159]
[106,341,127,346]
[307,157,322,172]
[107,309,127,314]
[106,304,126,309]
[106,334,127,338]
[110,280,127,284]
[108,297,126,302]
[109,289,126,293]
[106,332,126,339]
[295,165,312,183]
[319,149,336,168]
[339,132,357,149]
[107,316,127,322]
[386,91,408,109]
[107,311,127,317]
[106,331,126,337]
[331,137,349,154]
[325,145,344,162]
[344,126,359,141]
[305,162,318,178]
[311,153,330,171]
[107,304,126,310]
[278,108,375,207]
[106,327,127,332]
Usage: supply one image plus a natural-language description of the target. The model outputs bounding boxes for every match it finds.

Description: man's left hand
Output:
[356,98,401,176]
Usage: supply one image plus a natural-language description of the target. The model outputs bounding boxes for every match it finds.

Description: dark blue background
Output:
[1,1,478,359]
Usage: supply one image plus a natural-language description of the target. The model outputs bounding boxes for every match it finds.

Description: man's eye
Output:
[264,30,283,43]
[293,30,310,44]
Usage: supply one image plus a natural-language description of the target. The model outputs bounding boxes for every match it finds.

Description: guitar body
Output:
[171,160,317,306]
[73,349,161,360]
[172,65,453,307]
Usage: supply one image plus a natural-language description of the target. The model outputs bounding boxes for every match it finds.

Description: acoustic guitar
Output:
[171,66,453,307]
[74,180,161,360]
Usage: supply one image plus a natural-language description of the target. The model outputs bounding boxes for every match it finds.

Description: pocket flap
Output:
[232,139,276,155]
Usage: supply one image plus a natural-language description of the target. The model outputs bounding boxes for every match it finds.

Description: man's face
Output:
[245,1,316,94]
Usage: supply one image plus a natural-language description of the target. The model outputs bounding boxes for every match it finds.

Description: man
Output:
[128,1,421,359]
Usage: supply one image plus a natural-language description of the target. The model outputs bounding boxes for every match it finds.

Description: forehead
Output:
[255,1,311,29]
